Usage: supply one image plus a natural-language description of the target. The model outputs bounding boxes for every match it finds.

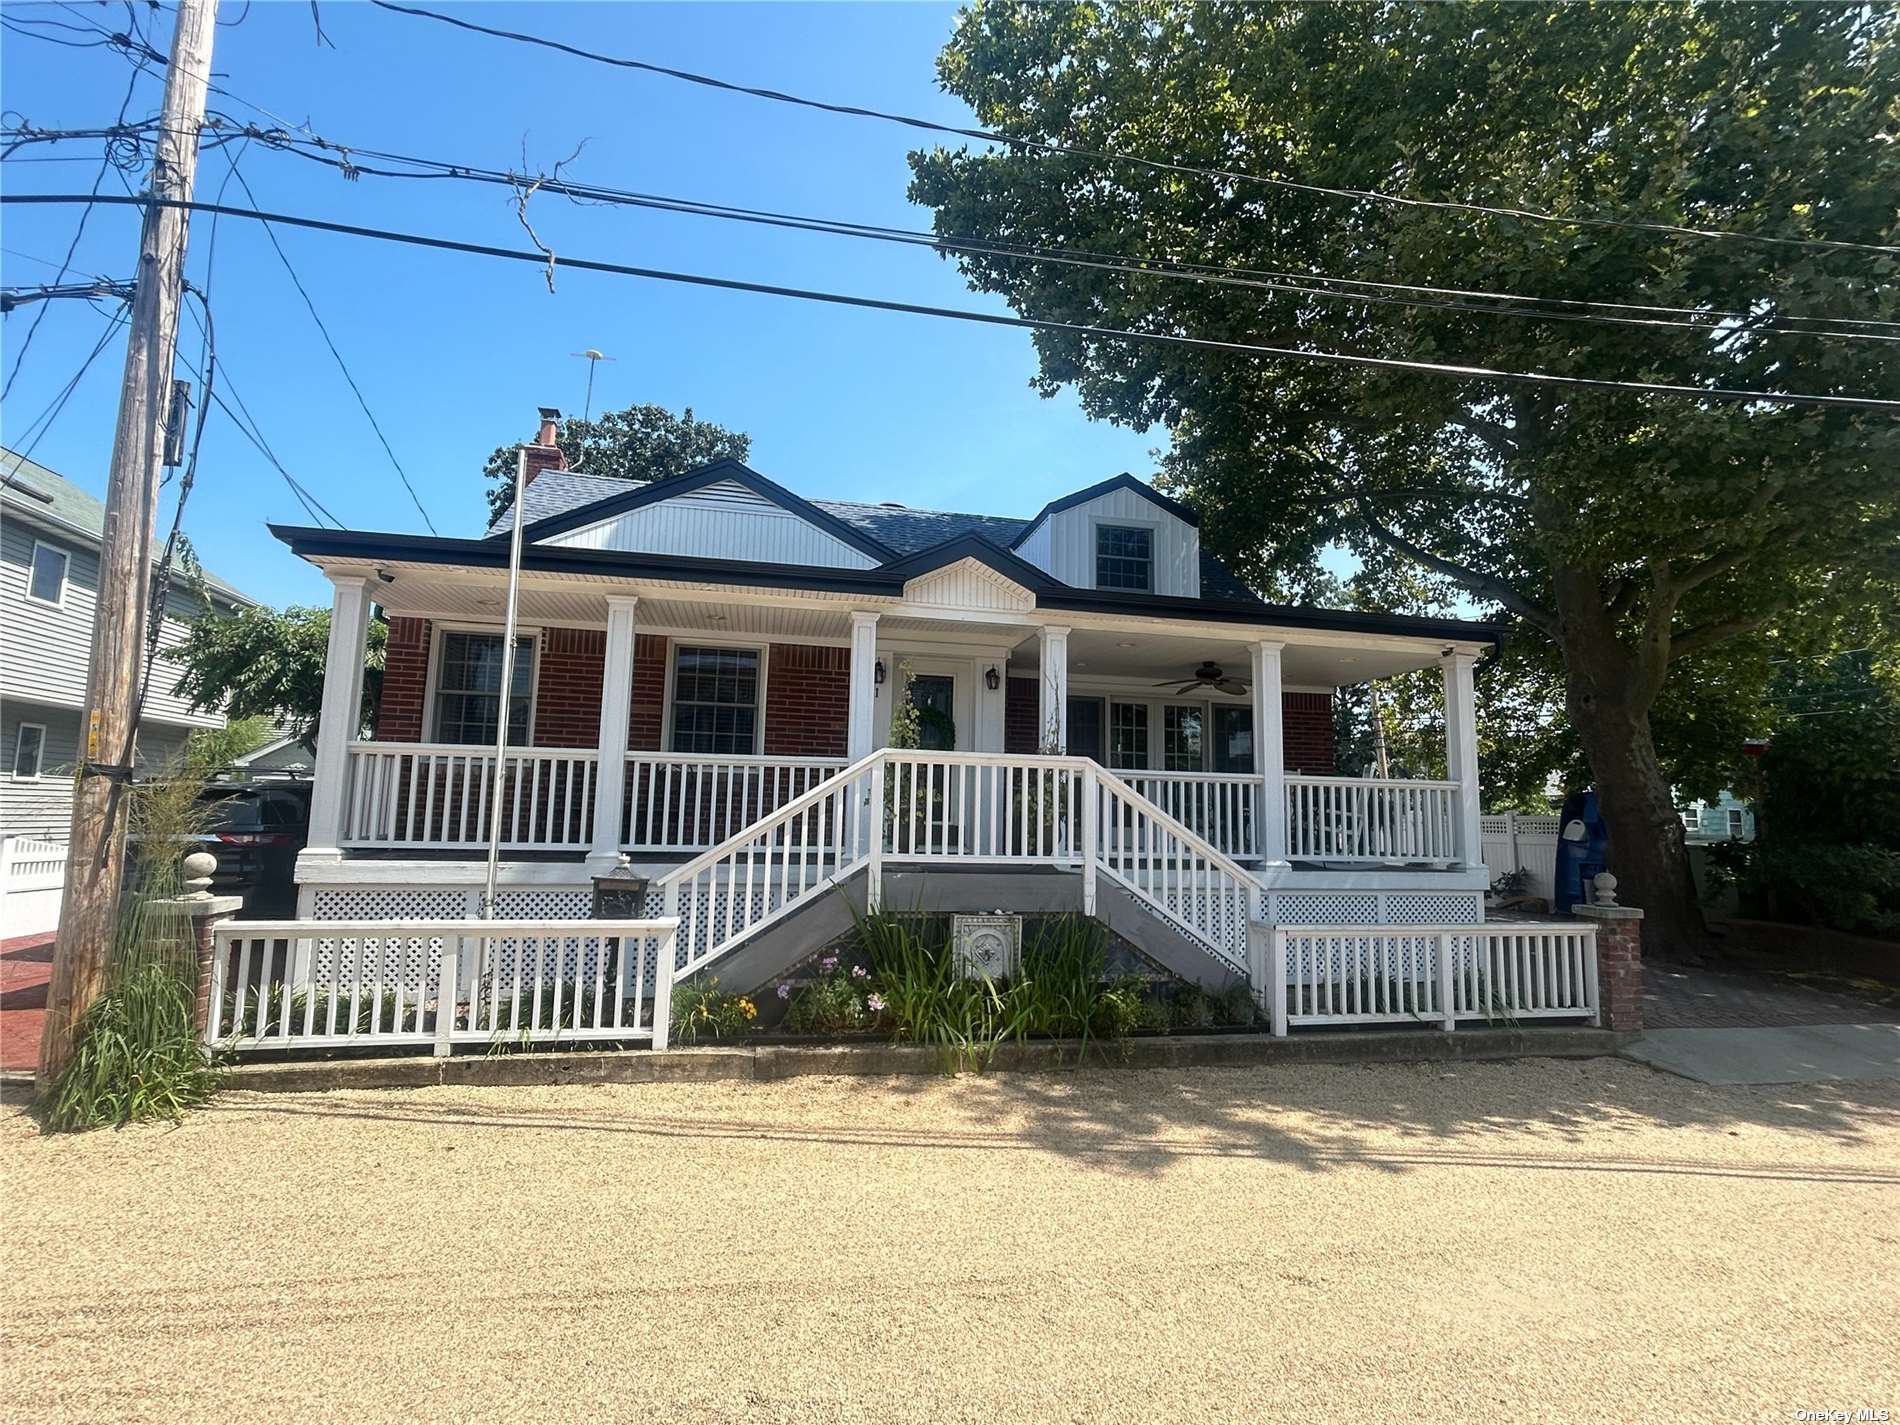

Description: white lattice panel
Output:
[1271,893,1380,925]
[1387,892,1484,925]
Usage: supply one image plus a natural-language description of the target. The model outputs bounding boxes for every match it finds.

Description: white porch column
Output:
[1037,625,1070,753]
[304,574,372,860]
[1251,640,1288,864]
[1442,651,1484,869]
[587,596,639,870]
[847,611,880,760]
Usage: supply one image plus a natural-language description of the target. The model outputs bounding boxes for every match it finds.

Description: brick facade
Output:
[1004,677,1039,755]
[763,644,850,758]
[374,615,432,741]
[531,627,605,748]
[1281,691,1336,774]
[1575,906,1644,1032]
[630,634,667,751]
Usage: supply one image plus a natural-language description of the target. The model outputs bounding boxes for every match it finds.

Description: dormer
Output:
[1009,475,1201,597]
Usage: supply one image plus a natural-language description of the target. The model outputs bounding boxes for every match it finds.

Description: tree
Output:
[183,714,279,773]
[909,2,1900,950]
[172,605,387,740]
[482,404,751,524]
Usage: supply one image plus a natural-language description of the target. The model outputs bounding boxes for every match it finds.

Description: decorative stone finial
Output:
[1591,871,1619,907]
[181,850,217,899]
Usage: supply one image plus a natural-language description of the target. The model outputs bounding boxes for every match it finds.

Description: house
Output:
[1,447,251,836]
[1679,791,1755,843]
[236,408,1612,1049]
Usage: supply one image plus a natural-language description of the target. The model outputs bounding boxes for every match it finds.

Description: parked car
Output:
[194,782,311,919]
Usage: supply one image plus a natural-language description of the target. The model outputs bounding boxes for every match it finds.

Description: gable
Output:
[900,556,1037,614]
[1012,482,1201,596]
[535,475,882,569]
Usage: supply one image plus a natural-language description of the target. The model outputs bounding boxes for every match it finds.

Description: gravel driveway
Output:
[3,1059,1897,1423]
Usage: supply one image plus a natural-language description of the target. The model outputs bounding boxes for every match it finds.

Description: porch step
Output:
[686,863,1245,995]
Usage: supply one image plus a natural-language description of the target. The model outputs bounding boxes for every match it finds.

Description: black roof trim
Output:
[510,457,899,563]
[1009,473,1200,549]
[1036,585,1504,643]
[877,533,1059,591]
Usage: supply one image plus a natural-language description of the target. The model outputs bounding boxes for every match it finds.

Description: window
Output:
[1066,697,1104,761]
[432,631,534,745]
[26,542,68,606]
[1108,702,1149,769]
[11,723,46,779]
[1680,810,1700,836]
[1095,524,1153,592]
[671,646,760,754]
[1163,705,1204,771]
[1726,808,1746,839]
[1211,706,1254,773]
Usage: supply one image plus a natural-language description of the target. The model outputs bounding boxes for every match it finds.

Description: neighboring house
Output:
[1,448,251,839]
[229,730,315,778]
[260,405,1547,1025]
[1679,791,1756,843]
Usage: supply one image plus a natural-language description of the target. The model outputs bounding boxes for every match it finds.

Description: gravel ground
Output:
[3,1058,1897,1424]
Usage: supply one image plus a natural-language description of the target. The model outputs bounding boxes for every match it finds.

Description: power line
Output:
[209,147,439,532]
[1,304,130,482]
[368,0,1900,260]
[1,278,137,310]
[10,191,1898,415]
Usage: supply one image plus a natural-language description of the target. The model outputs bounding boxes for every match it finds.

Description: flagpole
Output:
[482,447,529,917]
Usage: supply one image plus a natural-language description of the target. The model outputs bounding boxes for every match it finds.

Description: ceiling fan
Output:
[1155,661,1250,696]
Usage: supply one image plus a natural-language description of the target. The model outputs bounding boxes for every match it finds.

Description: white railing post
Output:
[433,933,459,1056]
[1436,930,1456,1031]
[589,596,639,870]
[651,923,674,1050]
[1081,763,1098,915]
[866,757,885,911]
[305,574,373,859]
[1251,641,1288,865]
[1269,926,1288,1037]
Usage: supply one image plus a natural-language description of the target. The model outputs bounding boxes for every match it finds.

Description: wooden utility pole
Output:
[38,0,219,1087]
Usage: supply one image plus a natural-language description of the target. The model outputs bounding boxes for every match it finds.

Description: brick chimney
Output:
[522,405,567,485]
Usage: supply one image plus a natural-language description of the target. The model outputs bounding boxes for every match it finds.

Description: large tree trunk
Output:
[1553,572,1709,958]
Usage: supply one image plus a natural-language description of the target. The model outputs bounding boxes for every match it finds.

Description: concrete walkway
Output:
[1624,1022,1900,1086]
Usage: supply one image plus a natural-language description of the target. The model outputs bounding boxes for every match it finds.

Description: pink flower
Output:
[866,993,886,1013]
[850,965,868,979]
[820,955,839,972]
[776,983,792,1000]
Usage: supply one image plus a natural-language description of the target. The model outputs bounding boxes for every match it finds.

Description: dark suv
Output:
[194,782,311,919]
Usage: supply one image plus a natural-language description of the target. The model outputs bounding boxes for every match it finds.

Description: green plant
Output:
[1091,977,1146,1039]
[852,906,1013,1071]
[782,952,876,1034]
[669,977,758,1043]
[1006,915,1107,1041]
[1490,867,1533,899]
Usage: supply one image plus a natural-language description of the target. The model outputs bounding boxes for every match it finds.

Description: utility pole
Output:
[39,0,219,1087]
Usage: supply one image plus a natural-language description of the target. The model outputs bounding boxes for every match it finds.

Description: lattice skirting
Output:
[1265,890,1484,927]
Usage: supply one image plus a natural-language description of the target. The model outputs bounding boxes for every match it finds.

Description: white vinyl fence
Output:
[1479,813,1561,897]
[205,918,680,1055]
[0,834,68,938]
[1249,922,1599,1035]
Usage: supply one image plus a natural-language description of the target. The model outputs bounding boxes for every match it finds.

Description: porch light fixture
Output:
[984,665,1000,691]
[874,659,886,687]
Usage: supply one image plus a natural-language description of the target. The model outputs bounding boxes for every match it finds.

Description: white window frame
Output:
[1726,807,1746,838]
[421,623,541,747]
[1091,518,1158,593]
[663,637,770,756]
[25,540,69,608]
[11,721,47,779]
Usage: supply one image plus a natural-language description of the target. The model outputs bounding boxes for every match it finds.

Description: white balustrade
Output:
[341,743,598,850]
[1117,772,1258,859]
[882,750,1083,861]
[205,917,680,1054]
[622,754,846,852]
[1284,775,1461,864]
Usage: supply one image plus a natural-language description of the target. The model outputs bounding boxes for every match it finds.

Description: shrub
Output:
[670,978,757,1043]
[783,952,876,1034]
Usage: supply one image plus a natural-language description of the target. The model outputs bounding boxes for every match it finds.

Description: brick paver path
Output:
[0,932,53,1072]
[1643,958,1900,1030]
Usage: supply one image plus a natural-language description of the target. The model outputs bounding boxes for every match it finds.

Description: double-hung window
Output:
[432,631,534,745]
[11,722,46,779]
[671,646,760,754]
[1095,524,1153,592]
[26,542,68,606]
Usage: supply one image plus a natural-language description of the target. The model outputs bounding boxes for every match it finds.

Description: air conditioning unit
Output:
[952,913,1021,981]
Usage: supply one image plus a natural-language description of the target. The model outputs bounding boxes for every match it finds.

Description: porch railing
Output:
[622,753,847,852]
[341,743,598,849]
[204,917,681,1054]
[1284,774,1460,864]
[1118,771,1258,860]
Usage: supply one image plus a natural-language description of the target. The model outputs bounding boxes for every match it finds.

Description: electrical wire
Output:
[8,191,1896,414]
[368,0,1900,259]
[1,303,130,482]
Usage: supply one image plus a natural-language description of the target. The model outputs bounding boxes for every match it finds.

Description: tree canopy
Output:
[909,1,1900,949]
[172,605,387,741]
[482,404,751,523]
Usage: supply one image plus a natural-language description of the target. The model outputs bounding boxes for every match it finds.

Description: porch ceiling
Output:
[1021,627,1451,689]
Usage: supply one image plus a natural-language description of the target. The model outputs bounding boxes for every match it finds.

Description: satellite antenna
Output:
[570,348,615,422]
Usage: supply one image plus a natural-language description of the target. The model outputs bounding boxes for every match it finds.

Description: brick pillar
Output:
[1573,873,1643,1032]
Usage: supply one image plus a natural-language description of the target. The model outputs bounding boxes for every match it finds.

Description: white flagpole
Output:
[482,447,530,917]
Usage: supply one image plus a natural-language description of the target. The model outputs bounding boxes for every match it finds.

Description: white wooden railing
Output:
[622,753,846,852]
[1119,772,1259,860]
[341,743,598,849]
[205,917,680,1054]
[1252,923,1598,1035]
[1284,774,1461,864]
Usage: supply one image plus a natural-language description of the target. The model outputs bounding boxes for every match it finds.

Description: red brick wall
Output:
[374,616,431,741]
[1004,677,1039,754]
[629,634,668,751]
[764,644,849,757]
[531,627,605,748]
[1282,691,1335,773]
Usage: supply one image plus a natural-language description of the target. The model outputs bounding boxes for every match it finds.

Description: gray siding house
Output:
[1,448,250,839]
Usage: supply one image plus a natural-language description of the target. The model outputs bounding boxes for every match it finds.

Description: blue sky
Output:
[2,1,1162,607]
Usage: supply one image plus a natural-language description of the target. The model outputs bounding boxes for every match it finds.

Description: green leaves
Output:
[172,604,388,741]
[482,404,750,524]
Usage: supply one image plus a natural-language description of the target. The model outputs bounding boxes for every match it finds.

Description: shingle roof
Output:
[1,447,251,605]
[484,470,1264,606]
